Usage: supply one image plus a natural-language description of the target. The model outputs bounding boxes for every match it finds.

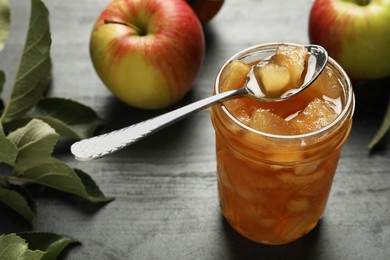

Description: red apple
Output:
[186,0,224,24]
[90,0,205,109]
[309,0,390,80]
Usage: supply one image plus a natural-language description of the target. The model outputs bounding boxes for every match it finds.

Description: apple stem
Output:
[104,20,145,36]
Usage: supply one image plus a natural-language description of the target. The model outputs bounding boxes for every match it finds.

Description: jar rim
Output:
[214,42,355,140]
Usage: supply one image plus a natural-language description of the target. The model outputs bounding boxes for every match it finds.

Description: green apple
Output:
[309,0,390,80]
[90,0,205,109]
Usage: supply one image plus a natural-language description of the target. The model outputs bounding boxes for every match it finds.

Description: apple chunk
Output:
[249,109,295,135]
[219,60,252,119]
[289,98,338,134]
[275,45,308,86]
[220,60,251,92]
[255,63,291,98]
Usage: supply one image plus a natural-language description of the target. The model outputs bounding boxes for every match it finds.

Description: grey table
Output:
[1,0,389,259]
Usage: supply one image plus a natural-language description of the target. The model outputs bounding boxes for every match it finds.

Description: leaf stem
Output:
[368,93,390,149]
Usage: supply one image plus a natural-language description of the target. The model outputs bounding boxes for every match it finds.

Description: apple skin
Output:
[309,0,390,80]
[90,0,205,109]
[185,0,224,24]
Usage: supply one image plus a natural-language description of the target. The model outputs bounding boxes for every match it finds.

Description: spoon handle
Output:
[71,88,247,161]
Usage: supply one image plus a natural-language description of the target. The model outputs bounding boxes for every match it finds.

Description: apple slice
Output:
[220,60,251,92]
[255,63,291,98]
[289,98,338,134]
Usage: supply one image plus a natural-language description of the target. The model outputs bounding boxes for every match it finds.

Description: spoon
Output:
[71,44,328,161]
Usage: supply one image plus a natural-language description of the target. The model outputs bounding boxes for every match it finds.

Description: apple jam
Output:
[210,43,354,245]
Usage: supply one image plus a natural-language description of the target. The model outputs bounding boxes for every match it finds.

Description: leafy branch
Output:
[0,0,113,257]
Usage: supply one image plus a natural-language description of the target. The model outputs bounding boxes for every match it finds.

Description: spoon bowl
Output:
[71,43,328,161]
[223,44,328,102]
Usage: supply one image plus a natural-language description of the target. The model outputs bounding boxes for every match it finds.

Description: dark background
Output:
[1,0,389,259]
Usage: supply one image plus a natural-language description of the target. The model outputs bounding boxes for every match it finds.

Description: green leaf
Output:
[18,232,79,260]
[12,158,114,203]
[7,119,57,168]
[0,123,17,166]
[0,233,45,260]
[0,0,10,52]
[0,0,51,123]
[8,119,113,203]
[369,94,390,149]
[0,184,37,226]
[4,97,105,139]
[74,168,113,201]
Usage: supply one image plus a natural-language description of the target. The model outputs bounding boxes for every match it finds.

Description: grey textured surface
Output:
[1,0,389,259]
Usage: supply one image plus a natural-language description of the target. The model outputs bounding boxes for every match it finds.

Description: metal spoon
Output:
[71,44,328,161]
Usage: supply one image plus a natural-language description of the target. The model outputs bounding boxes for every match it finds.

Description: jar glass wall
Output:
[210,43,355,245]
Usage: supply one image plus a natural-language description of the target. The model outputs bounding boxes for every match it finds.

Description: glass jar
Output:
[210,42,355,245]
